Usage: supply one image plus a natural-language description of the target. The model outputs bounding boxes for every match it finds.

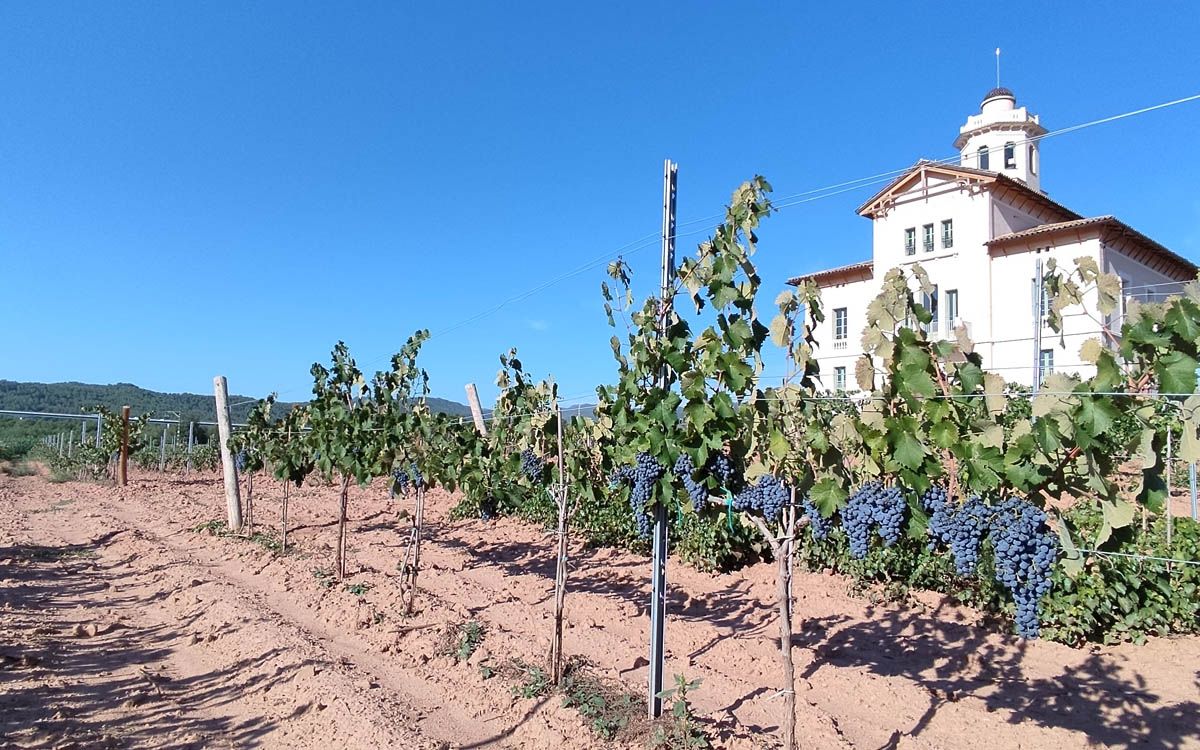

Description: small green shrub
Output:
[444,619,484,662]
[344,582,372,597]
[2,461,38,477]
[511,662,551,699]
[649,675,708,749]
[561,663,639,741]
[1040,508,1200,645]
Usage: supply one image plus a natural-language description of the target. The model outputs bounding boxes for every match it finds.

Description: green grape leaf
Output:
[1154,350,1198,394]
[893,431,927,471]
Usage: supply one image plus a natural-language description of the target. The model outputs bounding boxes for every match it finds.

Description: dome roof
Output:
[982,86,1015,103]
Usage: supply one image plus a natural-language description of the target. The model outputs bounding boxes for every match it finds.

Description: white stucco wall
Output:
[811,275,878,390]
[987,239,1103,386]
[801,94,1192,391]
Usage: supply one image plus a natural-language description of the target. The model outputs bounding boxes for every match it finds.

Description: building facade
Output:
[789,88,1197,390]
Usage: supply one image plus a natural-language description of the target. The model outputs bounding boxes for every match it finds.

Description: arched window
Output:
[977,145,990,170]
[1004,142,1016,169]
[1029,145,1037,175]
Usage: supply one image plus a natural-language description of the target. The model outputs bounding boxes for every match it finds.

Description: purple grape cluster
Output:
[801,499,834,540]
[610,452,665,539]
[520,449,545,482]
[235,451,247,472]
[390,468,410,498]
[732,475,789,522]
[673,454,708,513]
[706,453,734,485]
[409,463,424,490]
[842,482,906,558]
[922,486,990,576]
[988,496,1058,639]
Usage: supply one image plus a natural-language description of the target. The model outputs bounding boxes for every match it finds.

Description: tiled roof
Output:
[786,260,873,286]
[987,216,1198,277]
[982,86,1015,102]
[986,216,1114,244]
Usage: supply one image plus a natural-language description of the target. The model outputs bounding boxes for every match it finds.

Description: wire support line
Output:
[1073,548,1200,568]
[237,91,1200,405]
[766,91,1200,208]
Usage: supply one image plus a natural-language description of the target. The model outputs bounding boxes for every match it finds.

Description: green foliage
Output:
[672,509,763,572]
[560,663,639,741]
[0,439,36,461]
[650,675,708,749]
[1040,507,1200,644]
[312,568,335,589]
[344,582,372,597]
[511,662,551,699]
[441,620,485,663]
[1,460,37,477]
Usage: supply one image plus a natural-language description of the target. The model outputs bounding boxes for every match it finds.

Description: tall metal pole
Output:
[1167,426,1174,549]
[648,159,677,719]
[118,406,130,486]
[1031,258,1044,393]
[95,413,103,450]
[187,421,195,474]
[1190,461,1197,521]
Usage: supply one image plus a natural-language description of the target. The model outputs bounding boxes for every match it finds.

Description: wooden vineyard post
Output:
[404,484,425,614]
[777,494,798,750]
[465,383,488,436]
[118,406,130,486]
[551,402,569,684]
[213,376,243,532]
[336,475,350,578]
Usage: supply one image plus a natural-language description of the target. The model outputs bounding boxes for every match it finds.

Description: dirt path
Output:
[2,469,1199,749]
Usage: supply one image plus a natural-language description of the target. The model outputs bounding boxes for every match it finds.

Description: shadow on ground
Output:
[0,534,303,749]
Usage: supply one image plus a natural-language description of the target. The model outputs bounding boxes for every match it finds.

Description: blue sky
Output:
[2,2,1198,407]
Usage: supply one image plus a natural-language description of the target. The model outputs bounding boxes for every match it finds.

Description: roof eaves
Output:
[786,260,873,286]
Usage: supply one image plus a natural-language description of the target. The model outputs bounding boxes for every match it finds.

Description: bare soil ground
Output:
[1,468,1198,750]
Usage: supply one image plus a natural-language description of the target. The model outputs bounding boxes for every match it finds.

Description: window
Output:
[834,366,847,392]
[923,224,934,252]
[941,219,953,249]
[1039,349,1054,381]
[1004,142,1016,170]
[1028,145,1037,175]
[978,146,990,170]
[945,289,959,327]
[904,227,916,256]
[834,307,848,340]
[924,285,940,335]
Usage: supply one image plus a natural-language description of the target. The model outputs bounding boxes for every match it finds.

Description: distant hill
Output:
[0,379,473,426]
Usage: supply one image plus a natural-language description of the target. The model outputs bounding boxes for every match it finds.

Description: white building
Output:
[789,87,1197,390]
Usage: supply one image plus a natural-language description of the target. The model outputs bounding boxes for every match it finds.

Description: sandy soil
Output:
[1,468,1198,750]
